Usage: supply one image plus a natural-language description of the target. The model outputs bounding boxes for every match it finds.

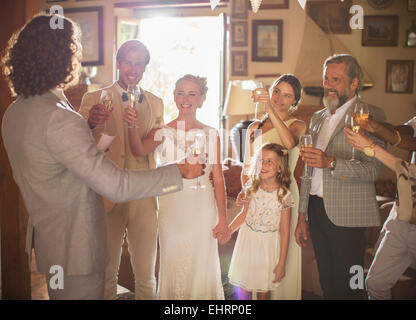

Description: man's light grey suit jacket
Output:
[2,91,182,276]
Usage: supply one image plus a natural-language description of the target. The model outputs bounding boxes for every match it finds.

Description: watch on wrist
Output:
[329,158,336,170]
[363,142,376,157]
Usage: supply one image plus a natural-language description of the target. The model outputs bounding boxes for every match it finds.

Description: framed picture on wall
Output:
[362,15,398,47]
[252,20,283,62]
[64,7,104,66]
[231,21,248,47]
[306,0,352,34]
[231,51,248,76]
[386,60,414,94]
[231,0,249,19]
[408,0,416,11]
[249,0,289,10]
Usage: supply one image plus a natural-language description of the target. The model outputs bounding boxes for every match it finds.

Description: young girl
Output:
[228,142,294,300]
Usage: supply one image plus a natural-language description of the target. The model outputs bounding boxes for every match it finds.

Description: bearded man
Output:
[294,54,386,299]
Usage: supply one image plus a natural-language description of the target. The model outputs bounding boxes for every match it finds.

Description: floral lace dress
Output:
[228,187,294,292]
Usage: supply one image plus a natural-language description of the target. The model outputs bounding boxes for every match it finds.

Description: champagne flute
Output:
[300,134,313,180]
[345,113,361,163]
[127,85,140,129]
[190,132,206,190]
[353,100,369,128]
[100,90,113,133]
[253,82,266,120]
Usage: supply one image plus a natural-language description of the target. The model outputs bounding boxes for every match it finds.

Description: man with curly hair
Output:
[1,14,203,300]
[78,40,164,300]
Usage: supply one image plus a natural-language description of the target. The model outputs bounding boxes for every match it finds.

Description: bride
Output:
[124,74,230,299]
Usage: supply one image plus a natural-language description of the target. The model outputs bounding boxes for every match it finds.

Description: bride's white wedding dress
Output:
[155,126,224,300]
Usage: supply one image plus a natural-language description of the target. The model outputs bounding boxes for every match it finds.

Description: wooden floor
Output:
[30,246,322,300]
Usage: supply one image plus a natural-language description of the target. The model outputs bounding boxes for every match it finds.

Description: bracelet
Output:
[391,130,402,147]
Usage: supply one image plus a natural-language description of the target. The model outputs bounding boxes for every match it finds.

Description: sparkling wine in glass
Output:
[190,133,206,190]
[253,82,266,120]
[100,90,113,133]
[300,134,313,180]
[345,113,361,164]
[127,85,140,128]
[353,100,369,129]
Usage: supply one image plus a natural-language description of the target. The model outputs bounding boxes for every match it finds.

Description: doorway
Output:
[119,15,224,129]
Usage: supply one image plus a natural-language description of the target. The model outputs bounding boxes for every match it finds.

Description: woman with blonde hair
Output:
[124,74,230,299]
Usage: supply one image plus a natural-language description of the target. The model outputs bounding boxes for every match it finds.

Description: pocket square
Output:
[122,92,128,102]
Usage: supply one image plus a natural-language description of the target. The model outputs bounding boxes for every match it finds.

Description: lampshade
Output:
[223,80,258,116]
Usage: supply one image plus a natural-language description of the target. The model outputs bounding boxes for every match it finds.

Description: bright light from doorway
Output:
[138,16,222,129]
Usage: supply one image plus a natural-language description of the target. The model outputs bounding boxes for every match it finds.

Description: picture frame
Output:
[409,0,416,11]
[306,0,352,34]
[231,51,248,76]
[231,0,248,19]
[362,15,398,47]
[386,60,414,94]
[231,21,248,47]
[64,7,104,66]
[252,20,283,62]
[367,0,394,9]
[250,0,288,10]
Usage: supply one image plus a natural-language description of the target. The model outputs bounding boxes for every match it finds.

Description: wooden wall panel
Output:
[0,0,37,300]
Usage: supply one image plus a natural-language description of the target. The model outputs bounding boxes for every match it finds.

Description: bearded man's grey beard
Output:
[323,87,350,111]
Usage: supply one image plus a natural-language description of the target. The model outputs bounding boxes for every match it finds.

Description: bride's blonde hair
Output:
[245,143,291,204]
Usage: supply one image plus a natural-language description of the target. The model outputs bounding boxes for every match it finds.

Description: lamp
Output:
[222,80,258,162]
[223,80,258,119]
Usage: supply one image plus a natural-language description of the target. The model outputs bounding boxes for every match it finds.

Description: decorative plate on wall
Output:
[367,0,394,9]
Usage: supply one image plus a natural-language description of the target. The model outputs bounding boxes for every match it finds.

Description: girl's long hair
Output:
[245,143,291,204]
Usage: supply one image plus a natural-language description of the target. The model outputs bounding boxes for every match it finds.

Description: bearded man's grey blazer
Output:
[299,100,387,227]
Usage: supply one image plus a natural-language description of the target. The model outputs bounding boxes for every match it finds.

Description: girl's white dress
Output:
[155,126,224,300]
[228,187,294,292]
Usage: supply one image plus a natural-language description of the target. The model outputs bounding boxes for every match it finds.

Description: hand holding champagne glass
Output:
[127,85,140,128]
[100,90,113,133]
[300,134,313,180]
[252,82,267,120]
